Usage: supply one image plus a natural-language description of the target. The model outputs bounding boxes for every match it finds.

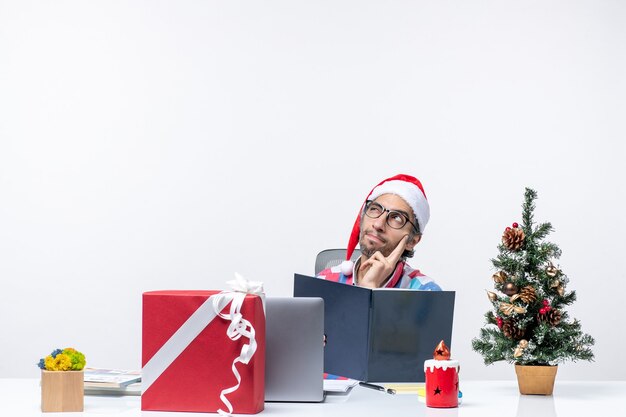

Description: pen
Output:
[359,381,396,395]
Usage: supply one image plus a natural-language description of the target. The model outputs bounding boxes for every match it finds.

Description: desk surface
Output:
[2,379,625,417]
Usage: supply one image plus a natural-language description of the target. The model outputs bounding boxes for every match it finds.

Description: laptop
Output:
[264,297,325,402]
[293,274,456,382]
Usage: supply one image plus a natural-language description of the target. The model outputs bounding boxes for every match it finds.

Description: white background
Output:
[1,1,624,380]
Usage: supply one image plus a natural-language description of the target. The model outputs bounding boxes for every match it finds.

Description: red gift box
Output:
[142,290,265,414]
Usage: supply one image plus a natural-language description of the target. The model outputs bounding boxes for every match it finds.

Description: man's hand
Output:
[357,235,409,288]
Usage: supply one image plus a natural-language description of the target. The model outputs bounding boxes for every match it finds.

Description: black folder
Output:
[293,273,455,382]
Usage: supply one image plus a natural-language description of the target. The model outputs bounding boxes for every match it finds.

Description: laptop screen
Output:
[264,297,325,402]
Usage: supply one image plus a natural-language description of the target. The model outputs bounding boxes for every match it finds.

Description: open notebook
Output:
[294,273,455,382]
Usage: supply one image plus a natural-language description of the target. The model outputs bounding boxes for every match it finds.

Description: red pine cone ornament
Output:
[502,223,525,251]
[538,308,562,326]
[502,319,525,340]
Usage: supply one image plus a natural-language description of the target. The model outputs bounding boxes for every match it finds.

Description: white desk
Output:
[2,379,625,417]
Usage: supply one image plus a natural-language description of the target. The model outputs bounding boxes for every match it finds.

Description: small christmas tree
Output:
[472,188,594,366]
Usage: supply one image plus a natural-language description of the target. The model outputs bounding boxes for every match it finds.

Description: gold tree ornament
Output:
[492,271,507,283]
[503,282,519,296]
[502,227,525,251]
[486,290,498,302]
[499,302,527,316]
[518,286,537,304]
[546,263,559,277]
[514,339,529,358]
[550,280,565,296]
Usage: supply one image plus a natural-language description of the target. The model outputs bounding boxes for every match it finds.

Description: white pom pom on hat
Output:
[340,260,354,276]
[342,174,429,277]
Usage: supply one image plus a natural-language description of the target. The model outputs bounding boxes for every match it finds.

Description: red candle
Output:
[424,341,459,408]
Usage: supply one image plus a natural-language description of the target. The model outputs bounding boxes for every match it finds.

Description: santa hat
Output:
[341,174,430,276]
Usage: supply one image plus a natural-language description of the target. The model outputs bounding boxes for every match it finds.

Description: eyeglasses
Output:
[363,200,419,233]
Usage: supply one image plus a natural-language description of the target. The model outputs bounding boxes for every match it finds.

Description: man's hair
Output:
[402,227,420,259]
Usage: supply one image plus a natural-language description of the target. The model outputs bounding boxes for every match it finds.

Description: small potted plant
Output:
[472,188,594,395]
[38,347,86,412]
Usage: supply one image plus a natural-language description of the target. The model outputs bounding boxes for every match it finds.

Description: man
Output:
[317,174,441,290]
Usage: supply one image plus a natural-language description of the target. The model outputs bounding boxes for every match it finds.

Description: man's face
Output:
[359,193,421,258]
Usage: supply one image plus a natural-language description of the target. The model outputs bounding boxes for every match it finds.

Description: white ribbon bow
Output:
[212,273,265,416]
[226,273,265,297]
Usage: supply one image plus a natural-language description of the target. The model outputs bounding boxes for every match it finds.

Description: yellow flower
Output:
[47,354,72,371]
[44,355,55,370]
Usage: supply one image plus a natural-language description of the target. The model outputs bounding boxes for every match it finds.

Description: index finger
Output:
[387,234,409,264]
